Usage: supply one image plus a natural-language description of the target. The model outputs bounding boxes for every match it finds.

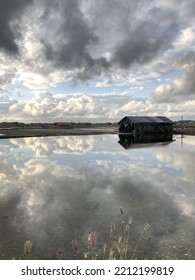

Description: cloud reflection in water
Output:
[0,135,195,259]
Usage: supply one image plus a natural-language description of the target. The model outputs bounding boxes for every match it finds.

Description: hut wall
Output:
[119,117,173,134]
[119,118,132,132]
[134,123,172,134]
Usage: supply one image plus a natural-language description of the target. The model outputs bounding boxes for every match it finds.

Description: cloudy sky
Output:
[0,0,195,122]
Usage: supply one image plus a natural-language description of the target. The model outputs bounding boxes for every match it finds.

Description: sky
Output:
[0,0,195,123]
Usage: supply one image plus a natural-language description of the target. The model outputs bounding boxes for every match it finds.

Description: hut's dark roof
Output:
[118,116,173,124]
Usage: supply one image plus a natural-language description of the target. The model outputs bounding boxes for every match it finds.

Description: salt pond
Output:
[0,134,195,259]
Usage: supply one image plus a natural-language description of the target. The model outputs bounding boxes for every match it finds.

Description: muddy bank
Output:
[173,128,195,135]
[0,126,119,139]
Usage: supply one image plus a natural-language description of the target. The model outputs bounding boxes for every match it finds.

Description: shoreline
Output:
[0,127,119,139]
[0,126,195,140]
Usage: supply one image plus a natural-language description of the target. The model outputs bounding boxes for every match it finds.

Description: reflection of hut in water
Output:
[118,116,173,134]
[118,134,174,150]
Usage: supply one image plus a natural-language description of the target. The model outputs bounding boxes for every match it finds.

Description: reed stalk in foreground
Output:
[24,240,33,259]
[21,209,150,260]
[78,208,150,260]
[131,223,150,259]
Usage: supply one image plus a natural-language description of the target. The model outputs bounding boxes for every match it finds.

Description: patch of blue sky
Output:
[5,82,34,101]
[132,69,184,99]
[159,69,184,84]
[49,151,121,166]
[162,164,183,176]
[51,80,132,95]
[2,148,34,168]
[5,68,184,101]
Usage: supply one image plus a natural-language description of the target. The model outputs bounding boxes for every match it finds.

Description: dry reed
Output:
[76,208,150,260]
[24,240,33,257]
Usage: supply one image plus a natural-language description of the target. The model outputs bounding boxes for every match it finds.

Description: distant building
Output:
[54,122,72,128]
[118,116,173,134]
[82,122,91,126]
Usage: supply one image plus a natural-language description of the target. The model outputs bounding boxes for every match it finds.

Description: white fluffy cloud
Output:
[9,92,107,121]
[5,89,195,122]
[151,63,195,103]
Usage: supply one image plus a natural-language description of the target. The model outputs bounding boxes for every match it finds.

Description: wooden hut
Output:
[118,116,173,134]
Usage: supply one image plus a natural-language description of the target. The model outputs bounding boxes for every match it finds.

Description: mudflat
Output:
[0,126,118,139]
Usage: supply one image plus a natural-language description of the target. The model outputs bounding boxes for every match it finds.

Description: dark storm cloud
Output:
[0,0,33,53]
[111,23,163,68]
[42,0,110,80]
[1,0,192,83]
[111,4,180,68]
[38,0,181,81]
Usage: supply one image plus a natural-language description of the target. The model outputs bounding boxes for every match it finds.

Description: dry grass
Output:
[21,208,150,260]
[72,208,150,260]
[24,240,33,258]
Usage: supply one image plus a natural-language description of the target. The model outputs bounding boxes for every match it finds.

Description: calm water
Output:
[0,134,195,260]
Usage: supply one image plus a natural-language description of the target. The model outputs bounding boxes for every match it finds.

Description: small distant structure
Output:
[82,122,91,126]
[54,122,72,128]
[118,116,173,134]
